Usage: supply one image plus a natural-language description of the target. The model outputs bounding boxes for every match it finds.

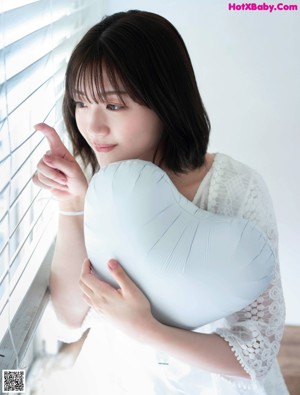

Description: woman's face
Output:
[74,73,164,167]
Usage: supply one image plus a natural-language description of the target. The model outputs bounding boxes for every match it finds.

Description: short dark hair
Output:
[63,10,210,174]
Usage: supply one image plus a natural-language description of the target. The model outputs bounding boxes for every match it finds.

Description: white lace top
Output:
[57,153,288,395]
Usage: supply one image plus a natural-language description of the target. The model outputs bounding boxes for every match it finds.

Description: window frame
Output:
[0,241,54,372]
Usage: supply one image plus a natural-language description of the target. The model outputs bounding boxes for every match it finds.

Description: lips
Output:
[93,144,117,153]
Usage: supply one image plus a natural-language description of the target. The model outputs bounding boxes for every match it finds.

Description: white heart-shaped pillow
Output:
[84,160,275,329]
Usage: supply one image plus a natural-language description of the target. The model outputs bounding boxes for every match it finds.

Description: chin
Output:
[97,156,122,168]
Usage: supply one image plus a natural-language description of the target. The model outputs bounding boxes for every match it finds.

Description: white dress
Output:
[57,153,288,395]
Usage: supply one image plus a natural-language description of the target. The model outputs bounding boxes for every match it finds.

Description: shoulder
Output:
[212,153,261,183]
[208,153,278,243]
[208,153,266,213]
[213,153,273,204]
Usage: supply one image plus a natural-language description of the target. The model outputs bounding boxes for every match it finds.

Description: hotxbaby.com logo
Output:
[228,3,298,12]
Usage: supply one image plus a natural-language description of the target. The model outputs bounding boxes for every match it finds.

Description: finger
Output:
[34,123,73,160]
[37,158,68,185]
[32,172,52,190]
[32,174,73,200]
[81,259,118,298]
[81,293,104,315]
[79,258,94,295]
[107,259,136,293]
[42,154,80,178]
[81,258,92,275]
[80,259,100,288]
[36,172,69,190]
[33,171,66,191]
[79,278,94,297]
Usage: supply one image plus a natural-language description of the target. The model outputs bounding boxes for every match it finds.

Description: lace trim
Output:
[215,328,262,390]
[203,154,286,386]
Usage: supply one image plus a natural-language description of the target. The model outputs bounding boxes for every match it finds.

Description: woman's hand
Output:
[80,259,250,377]
[32,123,88,200]
[79,258,157,339]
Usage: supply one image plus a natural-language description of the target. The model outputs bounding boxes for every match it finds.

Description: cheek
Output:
[144,117,164,146]
[129,112,163,144]
[75,112,86,135]
[75,115,89,145]
[123,126,160,149]
[75,111,83,128]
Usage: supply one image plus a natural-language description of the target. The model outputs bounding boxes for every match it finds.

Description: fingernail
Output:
[34,123,44,131]
[108,260,118,270]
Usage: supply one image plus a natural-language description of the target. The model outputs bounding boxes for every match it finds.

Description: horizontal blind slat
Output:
[1,0,39,14]
[0,8,87,83]
[1,0,85,48]
[0,92,60,168]
[0,27,86,122]
[0,199,56,317]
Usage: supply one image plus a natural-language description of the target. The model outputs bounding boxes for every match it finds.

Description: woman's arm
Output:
[50,198,89,328]
[211,169,286,383]
[80,259,250,378]
[143,320,249,377]
[33,123,89,328]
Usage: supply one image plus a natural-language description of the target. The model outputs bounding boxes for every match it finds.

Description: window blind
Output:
[0,0,104,343]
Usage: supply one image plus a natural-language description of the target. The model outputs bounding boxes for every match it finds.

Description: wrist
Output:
[137,316,166,345]
[59,195,85,212]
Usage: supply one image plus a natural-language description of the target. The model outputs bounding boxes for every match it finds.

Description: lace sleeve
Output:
[213,169,286,385]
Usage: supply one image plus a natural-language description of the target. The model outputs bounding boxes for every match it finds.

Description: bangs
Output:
[67,50,144,105]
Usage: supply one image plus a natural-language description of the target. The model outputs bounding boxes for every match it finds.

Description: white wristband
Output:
[59,210,84,216]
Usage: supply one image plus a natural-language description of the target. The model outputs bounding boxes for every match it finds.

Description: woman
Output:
[33,10,287,395]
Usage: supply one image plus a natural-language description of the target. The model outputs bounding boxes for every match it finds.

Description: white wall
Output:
[104,0,300,324]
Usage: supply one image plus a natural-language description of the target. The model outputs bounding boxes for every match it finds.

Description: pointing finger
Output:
[34,123,73,160]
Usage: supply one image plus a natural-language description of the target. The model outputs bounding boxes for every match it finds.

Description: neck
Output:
[163,153,215,201]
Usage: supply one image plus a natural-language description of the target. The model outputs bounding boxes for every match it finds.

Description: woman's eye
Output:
[74,101,87,108]
[106,104,124,111]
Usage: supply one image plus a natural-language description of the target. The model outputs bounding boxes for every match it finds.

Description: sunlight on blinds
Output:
[0,0,104,343]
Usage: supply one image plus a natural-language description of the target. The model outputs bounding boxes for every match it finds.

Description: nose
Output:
[87,107,109,136]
